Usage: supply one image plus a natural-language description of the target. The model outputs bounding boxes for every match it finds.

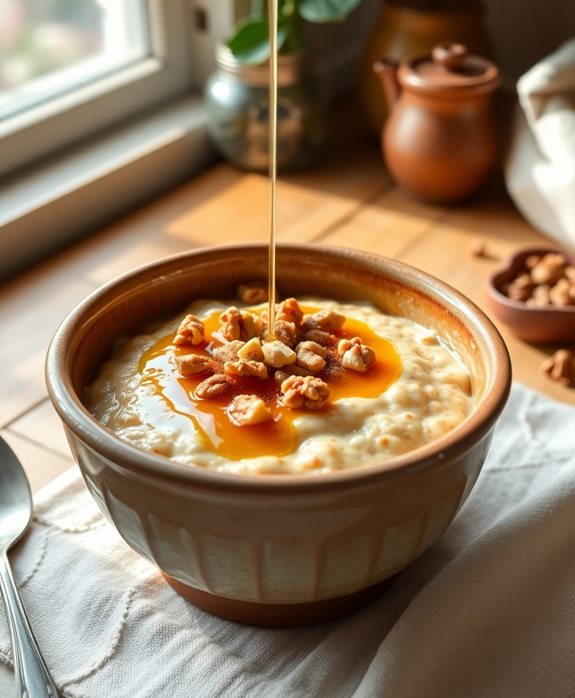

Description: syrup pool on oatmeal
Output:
[86,291,473,476]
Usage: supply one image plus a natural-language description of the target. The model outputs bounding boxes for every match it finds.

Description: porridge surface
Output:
[86,298,473,475]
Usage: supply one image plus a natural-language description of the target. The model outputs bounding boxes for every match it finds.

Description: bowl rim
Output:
[46,243,511,495]
[487,245,575,314]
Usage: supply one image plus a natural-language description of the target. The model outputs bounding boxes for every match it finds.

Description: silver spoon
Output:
[0,436,59,697]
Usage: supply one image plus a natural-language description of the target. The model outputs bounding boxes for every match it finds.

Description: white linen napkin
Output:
[1,383,575,698]
[505,40,575,247]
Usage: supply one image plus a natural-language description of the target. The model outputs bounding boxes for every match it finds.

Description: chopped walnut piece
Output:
[526,285,551,308]
[237,337,265,362]
[530,253,567,286]
[262,340,297,368]
[301,328,334,346]
[228,394,273,426]
[237,283,268,305]
[195,374,234,399]
[549,278,574,307]
[302,308,345,332]
[525,254,541,270]
[338,337,376,372]
[295,340,327,372]
[507,273,535,302]
[276,297,303,327]
[565,267,575,283]
[174,314,205,346]
[224,358,268,379]
[274,365,313,385]
[540,349,575,386]
[273,320,297,347]
[175,353,210,377]
[212,340,245,363]
[280,375,330,410]
[219,306,266,342]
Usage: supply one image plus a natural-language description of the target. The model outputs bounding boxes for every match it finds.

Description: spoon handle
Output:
[0,552,60,698]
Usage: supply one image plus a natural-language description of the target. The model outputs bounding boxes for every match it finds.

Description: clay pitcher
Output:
[374,43,500,204]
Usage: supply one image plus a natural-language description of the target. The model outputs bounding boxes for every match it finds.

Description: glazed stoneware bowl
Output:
[487,246,575,344]
[46,244,511,626]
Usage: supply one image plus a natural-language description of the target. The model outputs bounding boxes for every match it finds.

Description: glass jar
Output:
[205,46,325,172]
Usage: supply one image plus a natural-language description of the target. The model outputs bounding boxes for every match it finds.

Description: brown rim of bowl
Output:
[488,246,575,313]
[45,243,511,496]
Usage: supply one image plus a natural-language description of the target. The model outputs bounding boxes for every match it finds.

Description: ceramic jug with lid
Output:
[374,43,500,203]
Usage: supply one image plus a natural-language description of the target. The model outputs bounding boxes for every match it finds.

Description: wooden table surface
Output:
[1,100,573,494]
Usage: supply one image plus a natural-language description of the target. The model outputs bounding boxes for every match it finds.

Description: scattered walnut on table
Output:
[175,353,210,377]
[468,238,489,259]
[280,375,330,410]
[195,374,234,399]
[174,314,205,346]
[228,394,273,426]
[540,349,575,386]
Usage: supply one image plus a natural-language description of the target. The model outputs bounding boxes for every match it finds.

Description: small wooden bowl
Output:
[486,247,575,344]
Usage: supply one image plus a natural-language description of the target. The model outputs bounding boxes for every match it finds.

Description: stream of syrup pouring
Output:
[136,2,403,462]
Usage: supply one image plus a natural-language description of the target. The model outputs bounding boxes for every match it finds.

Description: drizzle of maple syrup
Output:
[138,307,402,461]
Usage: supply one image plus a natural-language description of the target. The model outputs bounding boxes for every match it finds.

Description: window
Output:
[0,1,238,278]
[0,0,234,177]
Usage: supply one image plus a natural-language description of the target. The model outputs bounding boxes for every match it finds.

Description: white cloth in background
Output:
[0,383,575,698]
[505,40,575,246]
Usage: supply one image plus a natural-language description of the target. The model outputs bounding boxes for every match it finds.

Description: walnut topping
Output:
[273,320,297,347]
[276,297,303,327]
[302,308,346,332]
[228,394,273,426]
[224,358,268,379]
[237,283,268,305]
[175,353,210,377]
[262,340,297,368]
[219,306,266,342]
[540,349,575,385]
[280,375,330,410]
[195,374,234,399]
[212,340,245,363]
[174,314,205,346]
[338,336,376,372]
[237,337,265,362]
[295,340,327,372]
[301,328,334,346]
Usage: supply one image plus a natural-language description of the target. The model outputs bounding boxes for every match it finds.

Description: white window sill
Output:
[0,95,216,280]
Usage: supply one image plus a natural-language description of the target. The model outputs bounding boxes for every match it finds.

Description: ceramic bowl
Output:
[46,244,510,626]
[486,246,575,344]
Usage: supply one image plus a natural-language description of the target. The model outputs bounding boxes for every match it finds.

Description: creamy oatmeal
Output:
[87,296,473,475]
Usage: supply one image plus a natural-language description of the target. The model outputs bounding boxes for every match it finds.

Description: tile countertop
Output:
[1,100,574,496]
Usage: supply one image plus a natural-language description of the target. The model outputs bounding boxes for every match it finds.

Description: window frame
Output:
[0,0,235,178]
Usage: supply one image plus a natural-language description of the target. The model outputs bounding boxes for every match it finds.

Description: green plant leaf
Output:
[298,0,362,22]
[227,18,289,64]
